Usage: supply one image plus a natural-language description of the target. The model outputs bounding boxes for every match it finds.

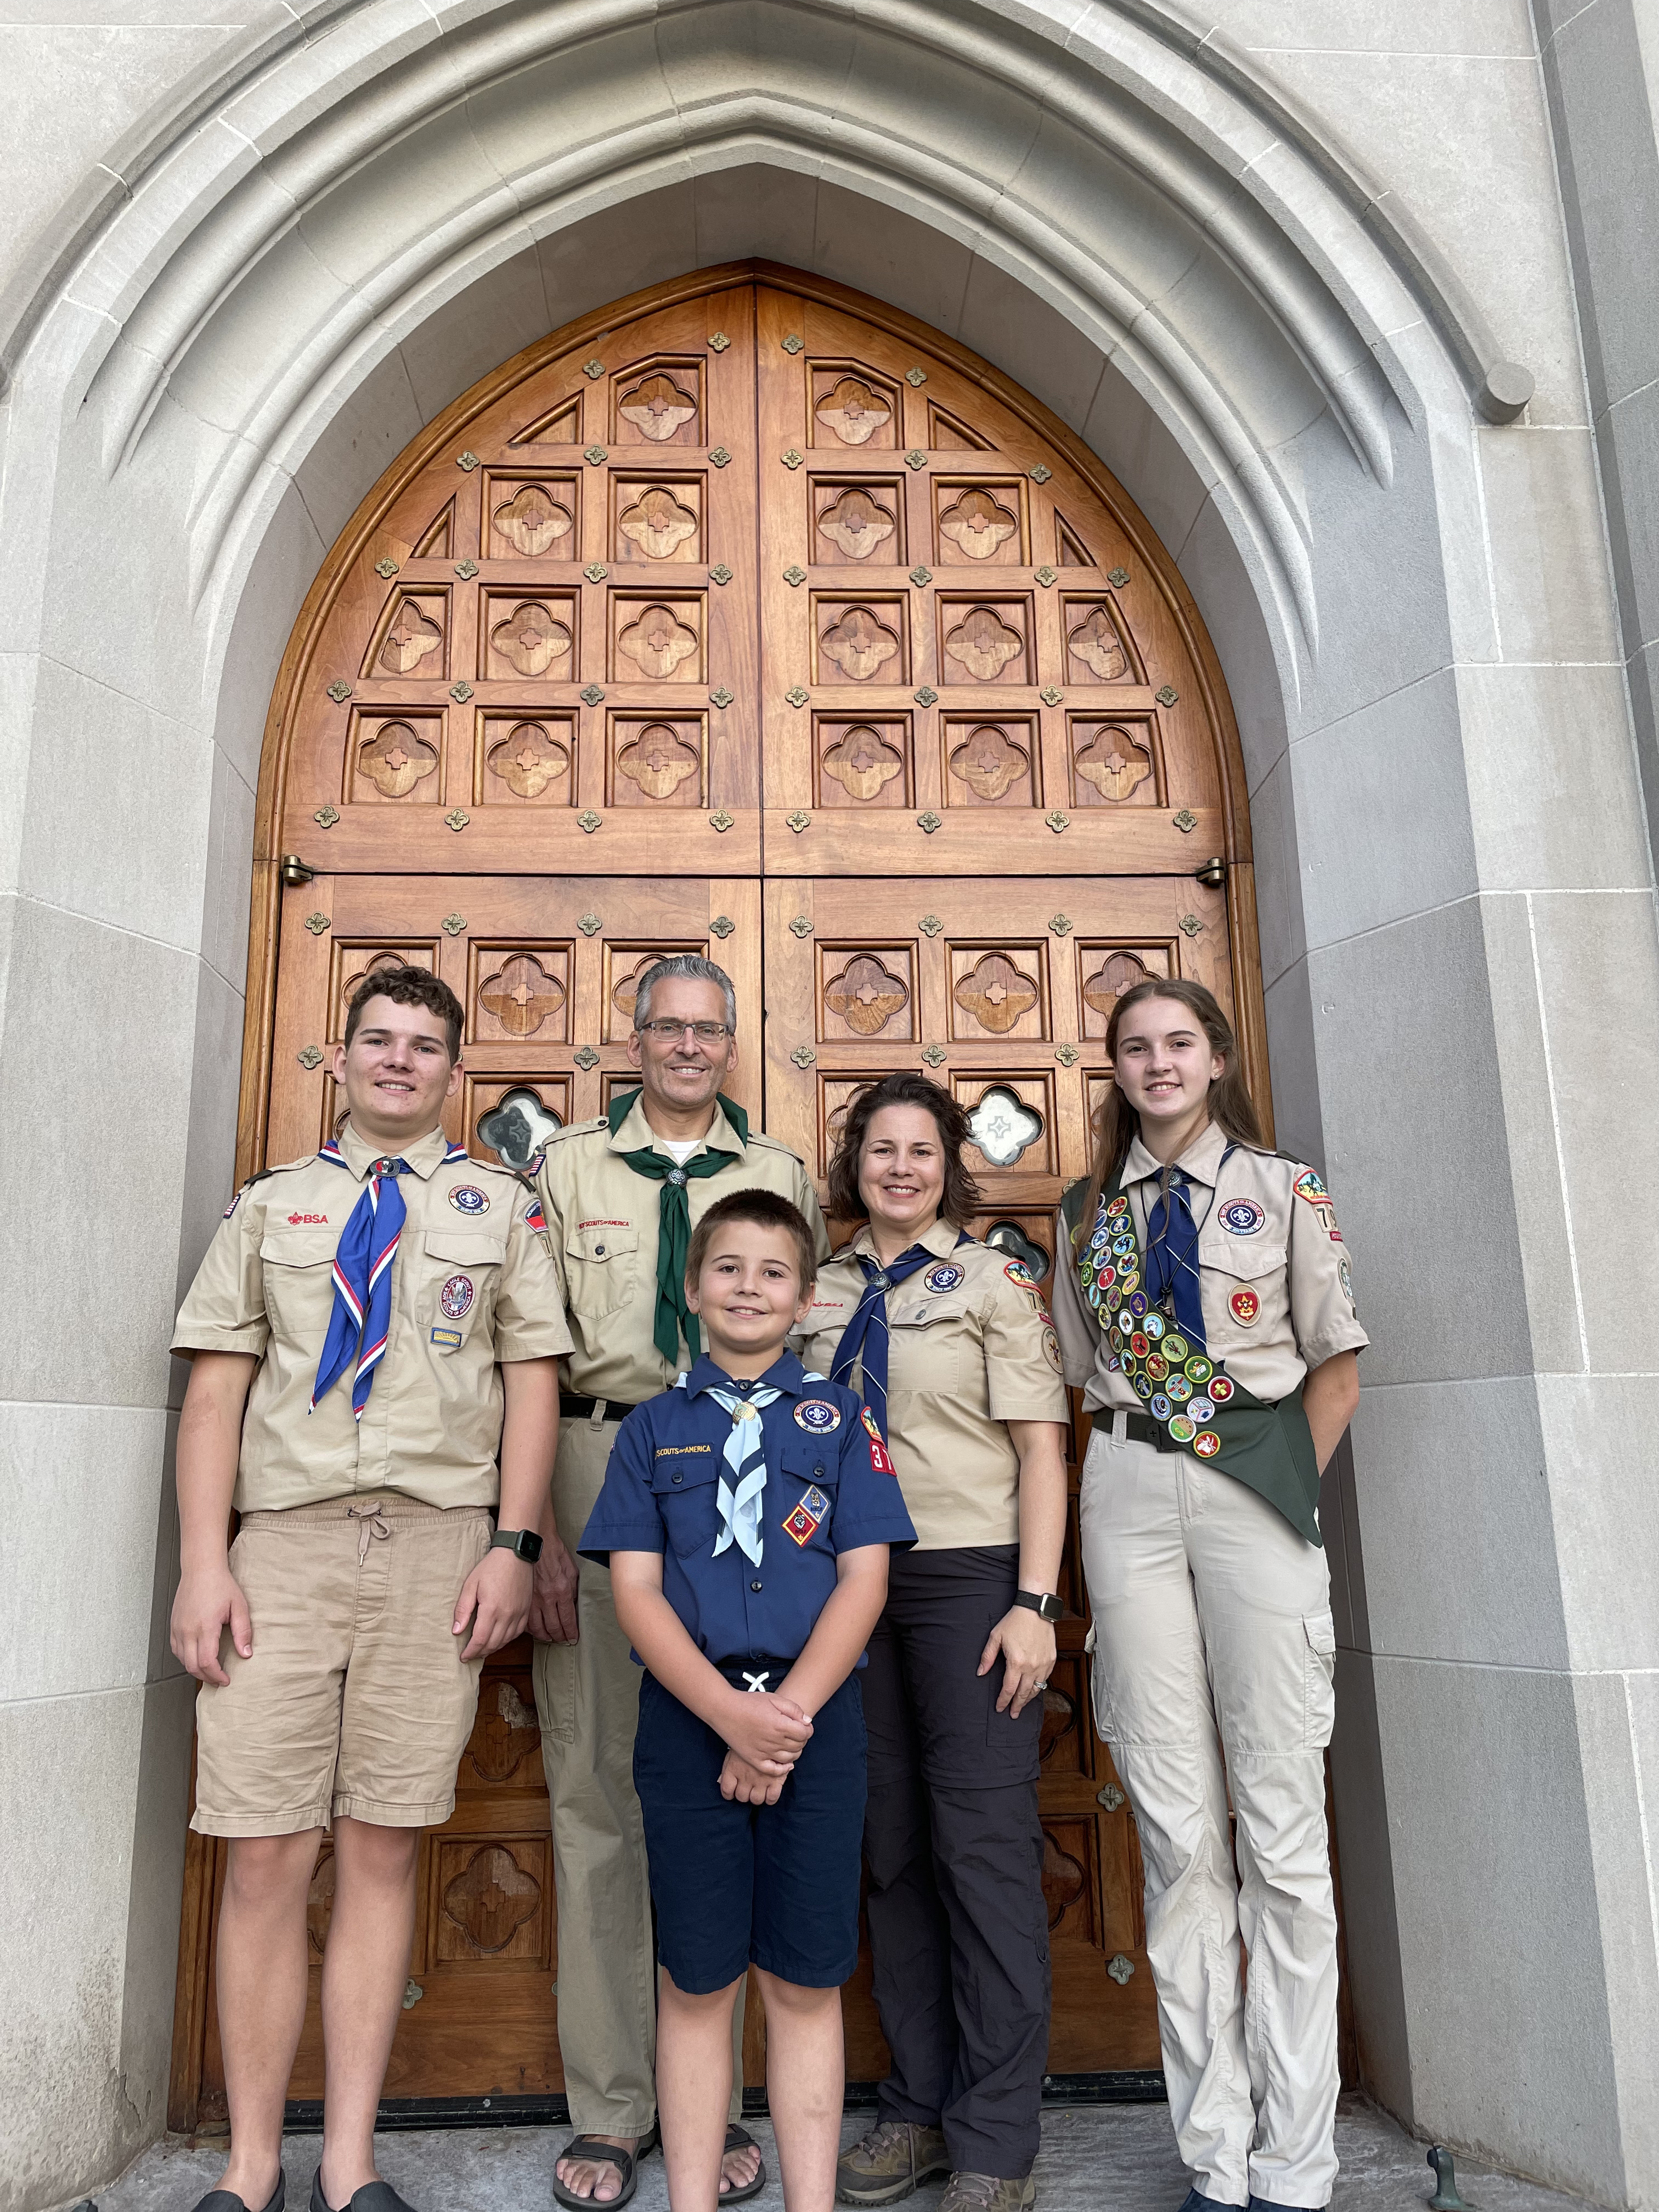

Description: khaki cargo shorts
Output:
[191,1493,492,1836]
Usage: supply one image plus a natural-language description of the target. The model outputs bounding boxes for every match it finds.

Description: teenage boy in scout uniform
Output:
[529,955,829,2208]
[582,1189,916,2212]
[169,966,568,2212]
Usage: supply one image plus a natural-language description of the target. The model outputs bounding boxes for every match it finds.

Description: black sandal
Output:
[191,2183,285,2212]
[309,2180,419,2212]
[721,2124,768,2205]
[550,2130,659,2212]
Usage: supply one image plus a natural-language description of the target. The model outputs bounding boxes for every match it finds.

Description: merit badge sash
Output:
[1062,1162,1323,1547]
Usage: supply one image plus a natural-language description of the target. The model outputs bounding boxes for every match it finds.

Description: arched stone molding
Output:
[3,9,1656,2212]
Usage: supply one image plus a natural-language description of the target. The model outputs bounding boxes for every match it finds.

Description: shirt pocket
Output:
[562,1223,640,1319]
[887,1295,964,1395]
[258,1228,338,1337]
[648,1447,722,1559]
[776,1441,839,1555]
[421,1229,507,1340]
[1199,1237,1288,1351]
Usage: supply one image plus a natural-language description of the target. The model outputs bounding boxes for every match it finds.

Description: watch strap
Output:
[491,1527,543,1562]
[1013,1588,1063,1623]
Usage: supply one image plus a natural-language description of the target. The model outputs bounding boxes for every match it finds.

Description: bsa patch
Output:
[783,1483,833,1545]
[925,1262,966,1294]
[1220,1199,1266,1236]
[1293,1170,1328,1204]
[1192,1429,1222,1458]
[794,1399,842,1433]
[1042,1324,1063,1373]
[860,1404,896,1474]
[440,1273,474,1320]
[1229,1288,1260,1325]
[449,1184,489,1215]
[430,1327,463,1348]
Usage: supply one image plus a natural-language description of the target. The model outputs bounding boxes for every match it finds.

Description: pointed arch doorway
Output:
[170,263,1271,2124]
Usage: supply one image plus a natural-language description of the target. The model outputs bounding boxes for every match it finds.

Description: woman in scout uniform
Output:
[794,1073,1070,2212]
[1049,979,1365,2212]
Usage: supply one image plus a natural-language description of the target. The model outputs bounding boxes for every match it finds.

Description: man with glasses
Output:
[530,955,830,2209]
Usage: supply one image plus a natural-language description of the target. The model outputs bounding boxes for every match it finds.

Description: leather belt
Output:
[560,1392,637,1421]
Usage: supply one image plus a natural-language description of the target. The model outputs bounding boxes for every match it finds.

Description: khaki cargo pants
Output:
[532,1407,744,2136]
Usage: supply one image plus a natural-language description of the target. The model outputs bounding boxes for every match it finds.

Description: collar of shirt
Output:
[1122,1118,1229,1196]
[606,1090,746,1164]
[683,1349,809,1402]
[848,1214,963,1263]
[335,1119,452,1182]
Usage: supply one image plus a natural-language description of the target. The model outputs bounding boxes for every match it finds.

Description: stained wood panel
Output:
[173,263,1270,2129]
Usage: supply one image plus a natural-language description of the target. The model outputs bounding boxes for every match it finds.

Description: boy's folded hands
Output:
[720,1687,814,1778]
[719,1748,786,1804]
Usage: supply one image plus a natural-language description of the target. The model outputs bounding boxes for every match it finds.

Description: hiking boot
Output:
[940,2176,1036,2212]
[836,2122,950,2205]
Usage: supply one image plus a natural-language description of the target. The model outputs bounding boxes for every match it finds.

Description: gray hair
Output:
[633,953,738,1032]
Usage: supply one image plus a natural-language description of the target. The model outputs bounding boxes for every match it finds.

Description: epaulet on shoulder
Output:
[257,1155,311,1180]
[540,1116,606,1147]
[470,1155,527,1183]
[743,1127,797,1156]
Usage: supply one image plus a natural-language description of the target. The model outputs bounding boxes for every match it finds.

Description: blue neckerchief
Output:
[830,1231,973,1437]
[1144,1167,1206,1351]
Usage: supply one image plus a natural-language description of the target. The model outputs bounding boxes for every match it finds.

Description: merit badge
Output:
[1130,1331,1149,1358]
[1208,1374,1235,1402]
[1229,1288,1260,1325]
[1186,1354,1213,1384]
[1134,1373,1154,1399]
[794,1399,842,1432]
[1043,1324,1063,1373]
[1107,1194,1128,1217]
[1145,1353,1169,1383]
[430,1326,462,1348]
[926,1262,966,1293]
[1167,1414,1196,1443]
[524,1197,547,1232]
[1150,1392,1171,1421]
[449,1184,489,1215]
[1163,1333,1190,1364]
[439,1273,474,1319]
[1293,1169,1328,1204]
[1188,1396,1215,1424]
[1193,1430,1222,1458]
[1144,1311,1165,1340]
[1166,1374,1192,1403]
[1128,1290,1147,1316]
[1220,1199,1266,1235]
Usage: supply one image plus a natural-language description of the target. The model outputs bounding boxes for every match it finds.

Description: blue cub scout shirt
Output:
[578,1351,917,1666]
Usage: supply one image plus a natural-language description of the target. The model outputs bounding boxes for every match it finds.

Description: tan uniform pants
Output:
[1079,1421,1339,2209]
[532,1408,744,2136]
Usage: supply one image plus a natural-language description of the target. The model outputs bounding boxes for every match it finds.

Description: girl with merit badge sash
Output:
[1048,980,1365,2212]
[794,1074,1070,2212]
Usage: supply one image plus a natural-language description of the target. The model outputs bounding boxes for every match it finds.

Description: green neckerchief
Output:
[607,1090,752,1366]
[1061,1163,1323,1547]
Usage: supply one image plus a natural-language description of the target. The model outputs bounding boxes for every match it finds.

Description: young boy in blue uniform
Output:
[580,1189,916,2212]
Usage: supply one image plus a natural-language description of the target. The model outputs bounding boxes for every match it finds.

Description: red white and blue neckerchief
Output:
[310,1139,467,1419]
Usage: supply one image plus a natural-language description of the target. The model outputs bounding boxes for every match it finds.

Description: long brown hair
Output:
[1074,978,1263,1249]
[825,1071,983,1227]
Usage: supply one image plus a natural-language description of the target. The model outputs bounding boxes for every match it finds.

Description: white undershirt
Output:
[661,1138,701,1163]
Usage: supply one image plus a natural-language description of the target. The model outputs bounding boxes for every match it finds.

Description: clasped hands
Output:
[718,1686,812,1805]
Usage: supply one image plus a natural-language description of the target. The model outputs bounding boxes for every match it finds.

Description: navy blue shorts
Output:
[633,1668,867,1995]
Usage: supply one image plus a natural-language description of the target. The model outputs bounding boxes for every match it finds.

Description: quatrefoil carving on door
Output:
[466,1678,543,1782]
[822,723,905,800]
[379,597,443,674]
[619,486,699,558]
[617,603,699,678]
[1074,723,1153,802]
[818,487,896,560]
[1040,1828,1087,1930]
[340,949,430,1030]
[1082,951,1152,1018]
[617,722,701,799]
[820,606,900,681]
[939,488,1019,560]
[815,377,893,445]
[1067,604,1130,680]
[954,953,1040,1035]
[944,606,1023,682]
[491,483,574,556]
[824,953,911,1036]
[357,720,438,798]
[949,723,1029,802]
[486,720,571,799]
[478,953,567,1039]
[442,1844,541,1955]
[618,372,698,441]
[491,601,572,677]
[477,1087,564,1173]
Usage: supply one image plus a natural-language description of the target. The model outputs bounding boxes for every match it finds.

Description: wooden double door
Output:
[172,267,1267,2125]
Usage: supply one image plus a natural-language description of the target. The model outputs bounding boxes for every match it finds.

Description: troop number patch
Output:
[439,1273,474,1319]
[794,1398,841,1432]
[925,1262,965,1293]
[861,1404,896,1475]
[1219,1199,1266,1235]
[449,1184,489,1215]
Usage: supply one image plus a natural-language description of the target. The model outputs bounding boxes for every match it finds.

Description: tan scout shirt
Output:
[793,1217,1070,1551]
[1050,1122,1368,1412]
[534,1092,830,1403]
[172,1121,570,1512]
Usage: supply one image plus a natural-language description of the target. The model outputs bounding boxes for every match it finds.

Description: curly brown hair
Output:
[344,962,464,1062]
[825,1072,983,1227]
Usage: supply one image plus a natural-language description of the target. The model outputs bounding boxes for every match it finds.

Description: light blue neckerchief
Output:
[674,1370,830,1566]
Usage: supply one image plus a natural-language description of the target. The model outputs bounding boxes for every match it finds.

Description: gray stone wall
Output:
[1,5,1656,2208]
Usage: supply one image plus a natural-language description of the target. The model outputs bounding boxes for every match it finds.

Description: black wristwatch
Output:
[1013,1589,1064,1623]
[492,1528,544,1563]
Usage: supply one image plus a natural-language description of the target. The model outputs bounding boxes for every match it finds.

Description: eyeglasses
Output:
[636,1019,733,1042]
